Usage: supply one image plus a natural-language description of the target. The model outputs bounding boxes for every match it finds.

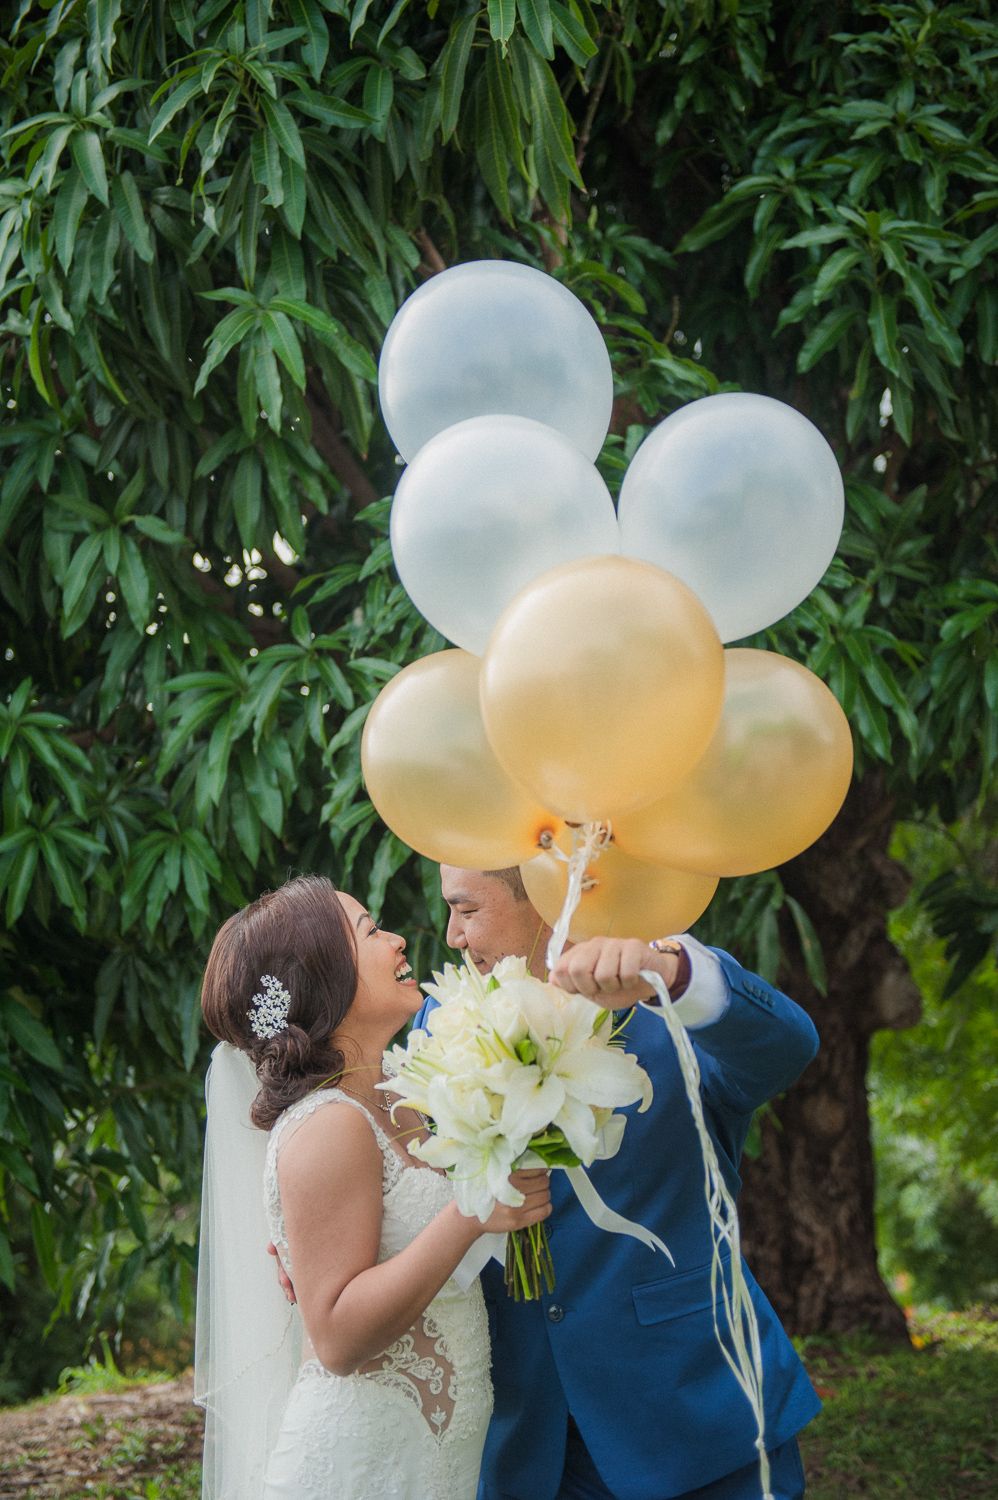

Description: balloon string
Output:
[543,833,770,1498]
[545,822,612,971]
[544,841,770,1496]
[639,968,772,1500]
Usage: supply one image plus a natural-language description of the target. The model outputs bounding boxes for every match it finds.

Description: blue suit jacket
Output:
[415,949,821,1500]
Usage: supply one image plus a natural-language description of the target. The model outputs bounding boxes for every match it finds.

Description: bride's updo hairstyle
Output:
[201,874,358,1130]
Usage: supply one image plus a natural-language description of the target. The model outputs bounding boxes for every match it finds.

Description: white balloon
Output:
[378,260,614,462]
[390,416,621,655]
[618,393,844,642]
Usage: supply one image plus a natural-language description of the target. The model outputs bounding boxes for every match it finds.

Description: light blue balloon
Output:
[379,261,614,462]
[618,393,844,643]
[390,416,621,655]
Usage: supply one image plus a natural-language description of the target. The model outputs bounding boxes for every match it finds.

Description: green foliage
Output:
[0,0,995,1376]
[799,1310,998,1498]
[870,819,998,1309]
[57,1332,134,1394]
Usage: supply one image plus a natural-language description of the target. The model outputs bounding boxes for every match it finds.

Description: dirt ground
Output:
[0,1374,203,1499]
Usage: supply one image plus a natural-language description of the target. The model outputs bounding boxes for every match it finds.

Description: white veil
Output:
[194,1042,302,1499]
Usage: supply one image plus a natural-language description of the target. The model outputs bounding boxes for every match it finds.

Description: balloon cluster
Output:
[361,261,853,941]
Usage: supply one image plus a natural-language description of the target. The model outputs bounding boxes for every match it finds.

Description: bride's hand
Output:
[474,1169,552,1235]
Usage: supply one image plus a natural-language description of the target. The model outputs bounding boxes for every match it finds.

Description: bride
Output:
[194,873,550,1499]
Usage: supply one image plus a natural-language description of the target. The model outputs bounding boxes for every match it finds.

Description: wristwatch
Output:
[646,938,691,1002]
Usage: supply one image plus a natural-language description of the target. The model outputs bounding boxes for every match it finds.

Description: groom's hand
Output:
[550,937,685,1009]
[267,1240,297,1304]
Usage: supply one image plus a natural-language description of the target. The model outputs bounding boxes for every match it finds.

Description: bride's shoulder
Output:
[270,1089,382,1180]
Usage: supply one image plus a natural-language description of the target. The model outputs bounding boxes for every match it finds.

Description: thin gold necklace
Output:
[333,1078,434,1145]
[334,1080,394,1115]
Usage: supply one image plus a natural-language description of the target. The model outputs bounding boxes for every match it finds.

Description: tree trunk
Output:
[738,775,920,1343]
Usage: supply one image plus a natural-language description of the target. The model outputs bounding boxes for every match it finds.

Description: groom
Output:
[425,864,821,1500]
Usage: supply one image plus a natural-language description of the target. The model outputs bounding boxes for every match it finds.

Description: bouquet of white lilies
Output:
[380,955,655,1299]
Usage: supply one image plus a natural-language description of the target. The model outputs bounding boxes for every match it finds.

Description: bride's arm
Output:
[277,1102,548,1376]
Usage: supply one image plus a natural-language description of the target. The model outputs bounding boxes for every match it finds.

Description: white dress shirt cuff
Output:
[640,934,729,1030]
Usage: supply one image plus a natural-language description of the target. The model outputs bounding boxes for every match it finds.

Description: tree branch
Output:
[882,438,910,500]
[576,40,615,171]
[415,227,447,277]
[306,383,380,510]
[663,294,681,346]
[540,215,569,273]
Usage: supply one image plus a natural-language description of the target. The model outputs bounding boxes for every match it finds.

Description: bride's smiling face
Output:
[336,891,423,1028]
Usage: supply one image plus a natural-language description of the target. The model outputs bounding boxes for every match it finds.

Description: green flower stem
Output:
[504,1223,556,1301]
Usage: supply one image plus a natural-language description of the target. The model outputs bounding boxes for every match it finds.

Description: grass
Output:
[63,1470,200,1500]
[798,1308,998,1498]
[0,1348,202,1500]
[56,1334,175,1398]
[19,1308,998,1499]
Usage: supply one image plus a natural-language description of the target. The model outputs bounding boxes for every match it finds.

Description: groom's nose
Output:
[446,910,467,949]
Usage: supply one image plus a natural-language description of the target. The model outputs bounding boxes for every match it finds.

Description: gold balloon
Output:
[361,650,563,868]
[520,834,719,943]
[480,556,725,822]
[613,648,854,876]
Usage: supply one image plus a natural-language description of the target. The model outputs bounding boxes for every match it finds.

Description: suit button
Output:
[547,1303,565,1323]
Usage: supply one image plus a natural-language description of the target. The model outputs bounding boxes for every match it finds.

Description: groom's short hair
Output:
[485,867,529,902]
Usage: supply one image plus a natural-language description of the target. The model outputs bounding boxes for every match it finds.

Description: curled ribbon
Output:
[639,968,772,1500]
[563,1165,674,1264]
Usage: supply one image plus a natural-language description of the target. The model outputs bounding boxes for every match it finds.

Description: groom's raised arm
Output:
[550,933,819,1117]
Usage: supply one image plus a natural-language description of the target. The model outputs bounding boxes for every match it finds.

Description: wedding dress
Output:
[260,1087,494,1499]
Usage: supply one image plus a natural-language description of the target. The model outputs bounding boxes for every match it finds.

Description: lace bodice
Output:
[260,1087,492,1498]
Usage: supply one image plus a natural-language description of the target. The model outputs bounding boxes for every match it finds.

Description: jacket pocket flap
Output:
[631,1260,727,1327]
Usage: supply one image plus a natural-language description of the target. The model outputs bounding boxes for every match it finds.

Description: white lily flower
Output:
[553,1094,603,1161]
[488,955,530,984]
[555,1041,653,1112]
[498,1066,567,1156]
[411,1131,521,1219]
[384,953,654,1224]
